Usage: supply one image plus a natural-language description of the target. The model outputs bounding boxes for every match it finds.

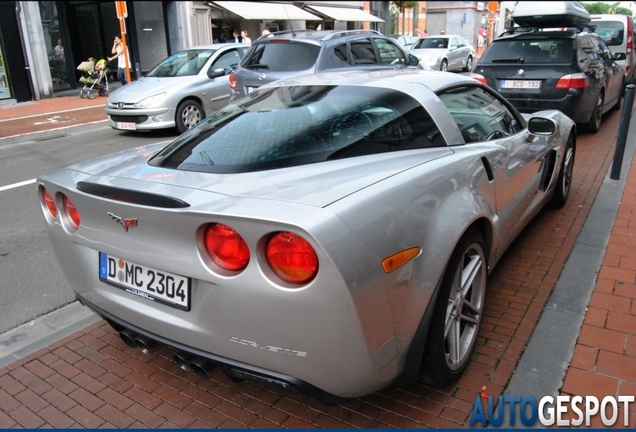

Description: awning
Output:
[305,5,384,23]
[212,2,322,21]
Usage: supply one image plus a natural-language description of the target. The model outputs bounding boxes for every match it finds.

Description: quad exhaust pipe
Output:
[118,330,157,355]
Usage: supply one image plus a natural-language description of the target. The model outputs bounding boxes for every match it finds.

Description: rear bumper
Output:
[78,294,347,405]
[506,92,592,124]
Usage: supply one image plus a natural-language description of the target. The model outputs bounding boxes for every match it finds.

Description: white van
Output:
[590,14,636,85]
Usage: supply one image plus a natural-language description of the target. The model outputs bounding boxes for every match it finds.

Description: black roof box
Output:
[511,1,591,28]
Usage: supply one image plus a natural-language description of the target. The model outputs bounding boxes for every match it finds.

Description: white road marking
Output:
[0,104,106,123]
[0,119,108,141]
[0,178,36,192]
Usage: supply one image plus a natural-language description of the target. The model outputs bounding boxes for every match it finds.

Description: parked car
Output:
[473,5,624,133]
[228,29,423,102]
[388,34,417,49]
[106,43,250,134]
[590,14,636,85]
[38,69,576,403]
[409,34,475,72]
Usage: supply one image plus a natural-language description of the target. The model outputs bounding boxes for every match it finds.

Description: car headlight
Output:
[134,93,167,107]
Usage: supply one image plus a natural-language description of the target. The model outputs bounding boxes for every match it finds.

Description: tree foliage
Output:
[580,2,633,17]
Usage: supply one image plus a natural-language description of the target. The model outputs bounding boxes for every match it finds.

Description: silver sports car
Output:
[38,69,575,403]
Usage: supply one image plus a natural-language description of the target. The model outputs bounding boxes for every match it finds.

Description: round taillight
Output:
[266,232,318,284]
[228,72,238,90]
[204,223,250,271]
[42,188,58,218]
[63,195,80,229]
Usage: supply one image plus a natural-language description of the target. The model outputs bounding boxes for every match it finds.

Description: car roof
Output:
[183,43,250,50]
[259,69,478,92]
[255,29,384,43]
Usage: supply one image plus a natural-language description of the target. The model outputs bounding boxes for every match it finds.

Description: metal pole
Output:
[610,84,635,180]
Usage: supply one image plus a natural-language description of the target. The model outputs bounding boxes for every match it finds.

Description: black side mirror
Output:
[527,117,556,135]
[409,54,420,66]
[613,52,627,61]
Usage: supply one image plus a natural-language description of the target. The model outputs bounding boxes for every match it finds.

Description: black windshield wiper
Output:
[491,58,525,63]
[244,64,269,69]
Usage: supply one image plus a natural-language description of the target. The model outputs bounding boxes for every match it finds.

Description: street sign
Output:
[116,1,127,19]
[487,1,499,12]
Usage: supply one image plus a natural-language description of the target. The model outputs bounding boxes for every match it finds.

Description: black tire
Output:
[175,100,204,134]
[440,59,448,72]
[550,133,576,207]
[419,230,487,384]
[582,91,603,133]
[462,56,473,72]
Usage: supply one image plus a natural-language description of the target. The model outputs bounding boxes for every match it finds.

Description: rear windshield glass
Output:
[147,49,215,77]
[479,39,575,63]
[592,21,625,46]
[149,86,442,173]
[241,42,320,71]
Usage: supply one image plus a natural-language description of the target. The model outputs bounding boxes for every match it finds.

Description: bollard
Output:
[610,84,636,180]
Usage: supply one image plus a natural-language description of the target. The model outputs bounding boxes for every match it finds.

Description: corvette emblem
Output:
[108,212,138,232]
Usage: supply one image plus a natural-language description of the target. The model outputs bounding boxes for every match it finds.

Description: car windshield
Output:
[147,49,216,77]
[242,42,320,71]
[592,21,624,46]
[149,85,442,173]
[413,38,449,49]
[479,39,575,63]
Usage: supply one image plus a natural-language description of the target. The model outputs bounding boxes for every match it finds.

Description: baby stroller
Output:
[77,58,109,99]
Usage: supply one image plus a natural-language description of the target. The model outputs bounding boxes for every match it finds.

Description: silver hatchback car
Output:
[106,43,250,134]
[410,35,475,72]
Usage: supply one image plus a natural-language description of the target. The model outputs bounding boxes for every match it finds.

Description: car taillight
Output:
[228,72,238,90]
[266,232,318,284]
[63,195,80,229]
[204,223,250,271]
[555,73,589,89]
[628,18,633,56]
[471,73,488,85]
[42,188,58,218]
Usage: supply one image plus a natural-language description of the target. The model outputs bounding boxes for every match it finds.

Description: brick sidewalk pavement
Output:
[0,95,635,428]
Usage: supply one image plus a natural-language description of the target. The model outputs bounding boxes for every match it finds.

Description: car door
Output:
[438,85,551,247]
[447,36,462,70]
[596,38,623,108]
[205,48,244,112]
[373,38,409,68]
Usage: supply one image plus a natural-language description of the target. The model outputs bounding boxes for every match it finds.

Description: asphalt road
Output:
[0,122,178,334]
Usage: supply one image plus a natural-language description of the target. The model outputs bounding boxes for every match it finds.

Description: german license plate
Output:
[99,252,190,311]
[501,80,541,89]
[116,122,137,130]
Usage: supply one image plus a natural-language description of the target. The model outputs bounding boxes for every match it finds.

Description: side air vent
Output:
[76,182,190,208]
[540,149,558,192]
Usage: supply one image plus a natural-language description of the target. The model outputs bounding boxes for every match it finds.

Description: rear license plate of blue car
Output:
[99,252,190,311]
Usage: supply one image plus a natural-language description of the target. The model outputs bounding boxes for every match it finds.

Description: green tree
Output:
[580,1,633,16]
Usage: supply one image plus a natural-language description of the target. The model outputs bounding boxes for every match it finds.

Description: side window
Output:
[348,39,377,64]
[457,37,466,48]
[438,86,521,144]
[209,50,241,74]
[374,39,406,65]
[580,36,599,61]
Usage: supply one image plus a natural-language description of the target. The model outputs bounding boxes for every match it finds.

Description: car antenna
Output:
[284,4,296,37]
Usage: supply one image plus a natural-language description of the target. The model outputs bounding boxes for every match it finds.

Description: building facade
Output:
[0,1,395,104]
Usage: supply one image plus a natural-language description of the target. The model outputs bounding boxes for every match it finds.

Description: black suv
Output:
[473,27,625,133]
[229,29,423,102]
